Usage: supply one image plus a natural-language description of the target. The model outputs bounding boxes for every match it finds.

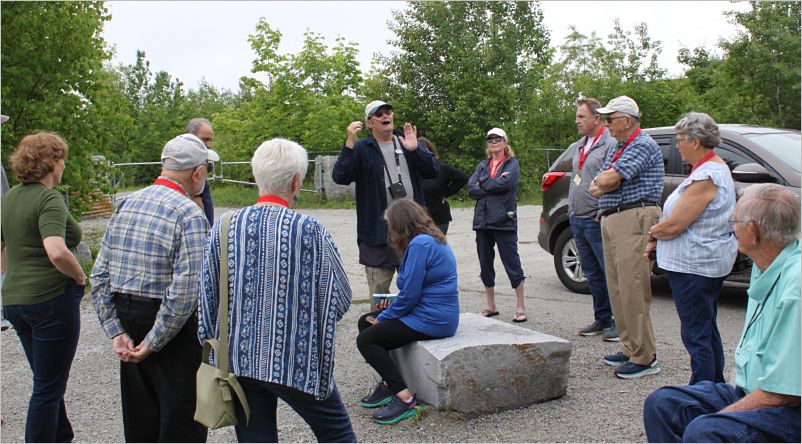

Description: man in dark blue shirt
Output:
[185,118,219,226]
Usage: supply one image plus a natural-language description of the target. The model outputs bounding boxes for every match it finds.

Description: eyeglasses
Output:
[728,219,755,230]
[605,115,627,123]
[372,110,393,119]
[486,135,505,143]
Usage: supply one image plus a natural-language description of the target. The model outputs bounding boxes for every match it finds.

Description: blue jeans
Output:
[666,271,726,385]
[234,377,356,443]
[3,282,84,443]
[569,216,612,325]
[643,381,801,442]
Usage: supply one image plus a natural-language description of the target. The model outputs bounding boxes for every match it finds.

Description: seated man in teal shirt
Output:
[643,183,800,443]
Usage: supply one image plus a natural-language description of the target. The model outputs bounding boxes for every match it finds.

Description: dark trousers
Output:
[114,295,207,443]
[666,271,726,385]
[356,312,434,394]
[643,381,801,442]
[4,282,83,443]
[475,229,524,288]
[569,216,613,325]
[233,378,355,443]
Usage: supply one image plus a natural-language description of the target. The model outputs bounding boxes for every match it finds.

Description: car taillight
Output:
[541,172,566,191]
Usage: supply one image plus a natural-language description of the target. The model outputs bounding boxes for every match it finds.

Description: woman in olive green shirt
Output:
[1,132,86,443]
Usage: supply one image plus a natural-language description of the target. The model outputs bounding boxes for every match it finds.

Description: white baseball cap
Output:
[486,127,507,140]
[365,100,392,120]
[161,134,218,171]
[596,96,640,118]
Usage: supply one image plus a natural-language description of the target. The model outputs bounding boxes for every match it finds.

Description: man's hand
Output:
[400,123,418,150]
[345,121,363,149]
[112,333,135,362]
[128,342,154,364]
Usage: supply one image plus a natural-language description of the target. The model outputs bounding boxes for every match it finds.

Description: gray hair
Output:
[674,112,721,149]
[737,183,800,246]
[251,138,308,196]
[185,117,212,135]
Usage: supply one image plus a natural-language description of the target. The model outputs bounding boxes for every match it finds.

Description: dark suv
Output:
[538,124,801,293]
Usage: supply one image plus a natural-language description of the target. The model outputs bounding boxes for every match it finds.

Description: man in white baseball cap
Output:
[91,132,211,441]
[333,99,439,313]
[589,95,665,380]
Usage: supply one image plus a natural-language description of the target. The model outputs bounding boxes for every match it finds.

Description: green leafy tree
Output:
[372,0,552,185]
[214,19,363,168]
[1,1,121,215]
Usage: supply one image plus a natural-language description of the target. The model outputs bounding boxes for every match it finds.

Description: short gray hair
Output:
[251,138,308,196]
[185,117,212,135]
[737,183,800,246]
[674,112,721,149]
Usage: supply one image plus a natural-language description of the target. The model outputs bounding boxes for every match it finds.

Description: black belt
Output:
[115,292,160,304]
[600,201,659,218]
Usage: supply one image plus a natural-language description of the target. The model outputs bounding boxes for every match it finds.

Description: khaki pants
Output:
[365,266,395,311]
[601,206,661,365]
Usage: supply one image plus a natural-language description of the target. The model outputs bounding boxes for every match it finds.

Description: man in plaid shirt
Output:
[91,134,214,442]
[589,96,665,380]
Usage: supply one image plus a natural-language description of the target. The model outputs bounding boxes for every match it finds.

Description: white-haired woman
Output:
[644,112,737,385]
[197,139,355,442]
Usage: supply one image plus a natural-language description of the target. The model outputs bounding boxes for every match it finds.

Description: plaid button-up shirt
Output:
[598,130,664,210]
[90,177,209,352]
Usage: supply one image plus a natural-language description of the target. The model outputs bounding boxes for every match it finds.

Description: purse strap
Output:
[217,211,234,374]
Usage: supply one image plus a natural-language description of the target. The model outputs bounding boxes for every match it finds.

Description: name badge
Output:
[573,174,582,185]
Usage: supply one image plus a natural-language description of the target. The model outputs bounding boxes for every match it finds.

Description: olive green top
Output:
[1,183,82,305]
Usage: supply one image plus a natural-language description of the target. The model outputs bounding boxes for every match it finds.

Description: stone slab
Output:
[314,155,355,201]
[388,312,572,417]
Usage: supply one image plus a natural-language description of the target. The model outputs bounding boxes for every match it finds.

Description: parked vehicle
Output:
[538,124,801,294]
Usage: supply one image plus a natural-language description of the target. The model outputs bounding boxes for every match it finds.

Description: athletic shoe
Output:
[603,352,629,366]
[602,326,620,342]
[615,357,661,379]
[372,395,418,425]
[578,320,610,336]
[360,382,394,408]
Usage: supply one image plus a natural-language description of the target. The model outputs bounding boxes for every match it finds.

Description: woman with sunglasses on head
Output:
[355,198,459,425]
[469,128,527,323]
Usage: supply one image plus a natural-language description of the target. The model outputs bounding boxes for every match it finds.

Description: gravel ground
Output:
[0,205,748,443]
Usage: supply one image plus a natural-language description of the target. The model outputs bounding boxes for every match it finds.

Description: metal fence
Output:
[103,147,566,202]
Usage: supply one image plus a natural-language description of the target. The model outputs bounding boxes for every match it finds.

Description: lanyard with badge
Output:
[574,127,605,186]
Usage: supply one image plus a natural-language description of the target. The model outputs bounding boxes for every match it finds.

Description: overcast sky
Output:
[102,1,752,92]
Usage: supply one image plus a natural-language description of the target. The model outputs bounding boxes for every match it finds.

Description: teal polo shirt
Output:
[734,240,801,396]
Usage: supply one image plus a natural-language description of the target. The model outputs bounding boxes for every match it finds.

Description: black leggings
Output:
[356,311,435,394]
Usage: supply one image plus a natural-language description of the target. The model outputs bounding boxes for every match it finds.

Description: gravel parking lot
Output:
[0,205,749,443]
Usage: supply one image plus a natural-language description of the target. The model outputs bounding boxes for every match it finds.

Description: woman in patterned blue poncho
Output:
[197,138,356,443]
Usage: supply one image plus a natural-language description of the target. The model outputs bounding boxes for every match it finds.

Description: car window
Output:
[651,136,676,174]
[712,146,756,173]
[741,133,801,173]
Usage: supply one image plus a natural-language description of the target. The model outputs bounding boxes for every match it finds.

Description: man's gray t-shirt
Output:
[378,136,414,204]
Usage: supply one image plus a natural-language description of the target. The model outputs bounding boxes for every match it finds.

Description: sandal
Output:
[480,309,500,318]
[512,312,528,323]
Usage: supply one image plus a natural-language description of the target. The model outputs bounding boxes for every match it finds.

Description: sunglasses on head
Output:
[485,135,505,143]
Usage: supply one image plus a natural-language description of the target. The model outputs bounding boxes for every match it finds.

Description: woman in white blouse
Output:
[644,112,737,385]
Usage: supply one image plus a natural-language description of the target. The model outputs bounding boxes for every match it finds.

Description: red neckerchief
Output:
[489,154,506,178]
[608,128,641,166]
[691,151,717,174]
[578,127,605,171]
[257,195,289,208]
[153,177,188,196]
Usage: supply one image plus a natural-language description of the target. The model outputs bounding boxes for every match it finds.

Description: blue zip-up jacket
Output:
[376,234,459,338]
[332,134,439,246]
[468,156,520,231]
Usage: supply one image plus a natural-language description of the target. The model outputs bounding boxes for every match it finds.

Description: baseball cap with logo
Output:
[596,96,640,118]
[365,100,393,120]
[161,134,217,171]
